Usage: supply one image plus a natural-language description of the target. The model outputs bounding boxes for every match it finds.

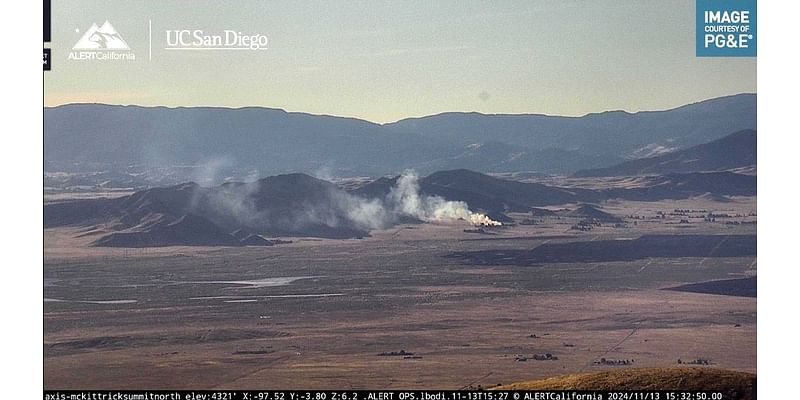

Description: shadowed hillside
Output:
[448,234,757,265]
[45,169,757,246]
[45,174,372,243]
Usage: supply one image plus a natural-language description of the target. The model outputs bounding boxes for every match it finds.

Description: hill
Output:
[44,94,756,186]
[387,94,755,161]
[353,169,595,216]
[45,174,374,244]
[604,172,757,200]
[422,169,594,212]
[493,367,754,398]
[575,129,757,177]
[45,169,757,246]
[92,213,246,247]
[354,169,755,214]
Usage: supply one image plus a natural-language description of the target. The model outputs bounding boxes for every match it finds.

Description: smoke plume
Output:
[386,170,501,226]
[189,169,500,237]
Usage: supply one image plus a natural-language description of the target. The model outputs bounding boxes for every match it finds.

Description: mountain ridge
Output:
[574,129,757,177]
[44,92,756,124]
[45,94,756,182]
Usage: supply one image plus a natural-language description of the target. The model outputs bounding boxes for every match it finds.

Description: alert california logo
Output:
[69,20,136,61]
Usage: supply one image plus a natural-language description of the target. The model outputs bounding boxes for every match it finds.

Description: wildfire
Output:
[469,213,502,226]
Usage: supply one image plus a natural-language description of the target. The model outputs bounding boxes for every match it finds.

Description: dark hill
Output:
[604,172,757,200]
[191,174,370,238]
[46,173,372,245]
[230,228,275,246]
[45,169,757,247]
[43,182,198,228]
[238,234,275,246]
[574,129,756,177]
[231,228,255,241]
[352,169,754,214]
[92,213,243,247]
[423,169,595,212]
[352,169,596,215]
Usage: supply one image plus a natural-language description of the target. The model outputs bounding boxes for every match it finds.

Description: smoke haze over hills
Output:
[45,168,755,246]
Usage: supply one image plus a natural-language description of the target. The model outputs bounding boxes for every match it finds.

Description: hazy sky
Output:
[44,0,756,123]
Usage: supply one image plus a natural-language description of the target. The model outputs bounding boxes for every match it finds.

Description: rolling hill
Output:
[603,171,757,199]
[45,169,757,246]
[45,174,373,244]
[353,169,755,214]
[494,367,754,398]
[352,169,596,217]
[574,129,757,177]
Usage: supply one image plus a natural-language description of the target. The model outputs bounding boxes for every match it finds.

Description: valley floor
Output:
[44,197,756,389]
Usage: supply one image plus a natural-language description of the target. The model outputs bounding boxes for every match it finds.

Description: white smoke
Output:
[189,168,500,236]
[387,170,501,227]
[334,192,390,231]
[469,213,502,226]
[312,165,336,182]
[191,156,234,186]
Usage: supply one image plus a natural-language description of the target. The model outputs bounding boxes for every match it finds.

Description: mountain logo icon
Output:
[73,21,130,50]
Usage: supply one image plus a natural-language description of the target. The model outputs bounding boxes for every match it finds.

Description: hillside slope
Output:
[574,129,756,177]
[494,367,754,398]
[45,169,757,246]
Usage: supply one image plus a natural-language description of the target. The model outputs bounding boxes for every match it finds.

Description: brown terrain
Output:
[44,195,756,389]
[496,367,755,399]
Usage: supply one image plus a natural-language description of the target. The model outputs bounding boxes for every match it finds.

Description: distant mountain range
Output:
[45,169,756,246]
[44,93,756,186]
[385,93,755,160]
[574,129,756,177]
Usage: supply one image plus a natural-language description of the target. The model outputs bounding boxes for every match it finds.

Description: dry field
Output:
[44,196,756,389]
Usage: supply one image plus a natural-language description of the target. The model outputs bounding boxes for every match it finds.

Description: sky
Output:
[44,0,756,123]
